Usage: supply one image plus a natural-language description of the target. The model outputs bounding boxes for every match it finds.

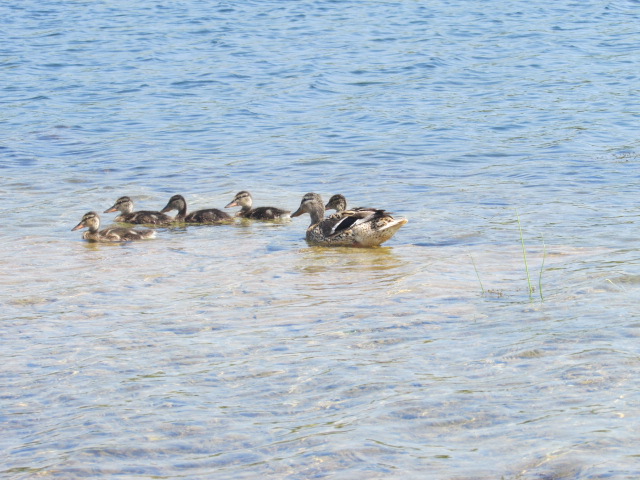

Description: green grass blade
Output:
[515,209,533,300]
[538,234,546,301]
[469,253,484,295]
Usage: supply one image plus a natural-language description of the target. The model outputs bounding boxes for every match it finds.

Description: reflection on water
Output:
[3,226,640,479]
[295,246,407,279]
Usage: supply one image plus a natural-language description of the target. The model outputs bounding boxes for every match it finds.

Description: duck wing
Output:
[245,206,291,220]
[185,208,231,224]
[99,227,156,242]
[327,209,387,237]
[120,210,173,225]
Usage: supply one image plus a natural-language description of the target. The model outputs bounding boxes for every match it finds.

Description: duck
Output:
[104,196,173,225]
[71,211,156,242]
[225,190,291,220]
[160,194,232,224]
[291,193,408,247]
[324,194,375,214]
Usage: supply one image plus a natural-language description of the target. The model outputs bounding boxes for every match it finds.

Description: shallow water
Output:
[2,1,640,478]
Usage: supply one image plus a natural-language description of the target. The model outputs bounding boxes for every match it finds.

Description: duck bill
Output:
[104,206,117,213]
[224,200,238,208]
[71,221,85,231]
[159,203,173,214]
[291,207,304,218]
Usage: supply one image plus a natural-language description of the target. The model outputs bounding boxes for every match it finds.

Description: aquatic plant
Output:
[516,209,546,302]
[515,209,534,300]
[469,252,484,295]
[471,212,547,301]
[538,234,546,301]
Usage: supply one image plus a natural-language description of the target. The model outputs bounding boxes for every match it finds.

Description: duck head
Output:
[225,191,253,209]
[160,194,186,214]
[291,193,325,224]
[104,196,133,214]
[72,211,100,232]
[324,194,347,212]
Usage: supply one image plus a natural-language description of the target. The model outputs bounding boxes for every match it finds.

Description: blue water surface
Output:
[2,1,640,479]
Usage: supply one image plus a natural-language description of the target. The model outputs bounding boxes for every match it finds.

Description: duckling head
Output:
[160,194,186,214]
[325,194,347,212]
[104,196,133,214]
[225,191,253,209]
[72,211,100,232]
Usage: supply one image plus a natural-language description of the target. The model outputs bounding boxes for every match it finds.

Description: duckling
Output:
[291,193,407,247]
[104,196,173,225]
[324,194,375,214]
[71,211,156,242]
[160,194,231,224]
[225,191,291,220]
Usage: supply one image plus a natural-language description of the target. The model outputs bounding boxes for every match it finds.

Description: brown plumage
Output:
[71,211,156,242]
[291,193,407,247]
[160,194,231,224]
[104,196,173,225]
[225,191,290,220]
[324,194,376,214]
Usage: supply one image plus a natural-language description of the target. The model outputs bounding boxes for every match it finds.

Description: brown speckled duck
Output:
[71,211,156,242]
[104,196,173,225]
[225,191,291,220]
[324,194,375,214]
[160,194,231,224]
[291,193,407,247]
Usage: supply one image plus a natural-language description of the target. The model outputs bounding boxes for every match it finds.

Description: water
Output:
[2,0,640,478]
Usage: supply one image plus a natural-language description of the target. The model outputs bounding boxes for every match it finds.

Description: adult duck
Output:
[104,196,173,225]
[160,194,231,224]
[291,193,407,247]
[71,211,156,242]
[225,191,290,220]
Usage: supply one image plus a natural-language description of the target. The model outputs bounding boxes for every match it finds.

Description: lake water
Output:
[2,1,640,478]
